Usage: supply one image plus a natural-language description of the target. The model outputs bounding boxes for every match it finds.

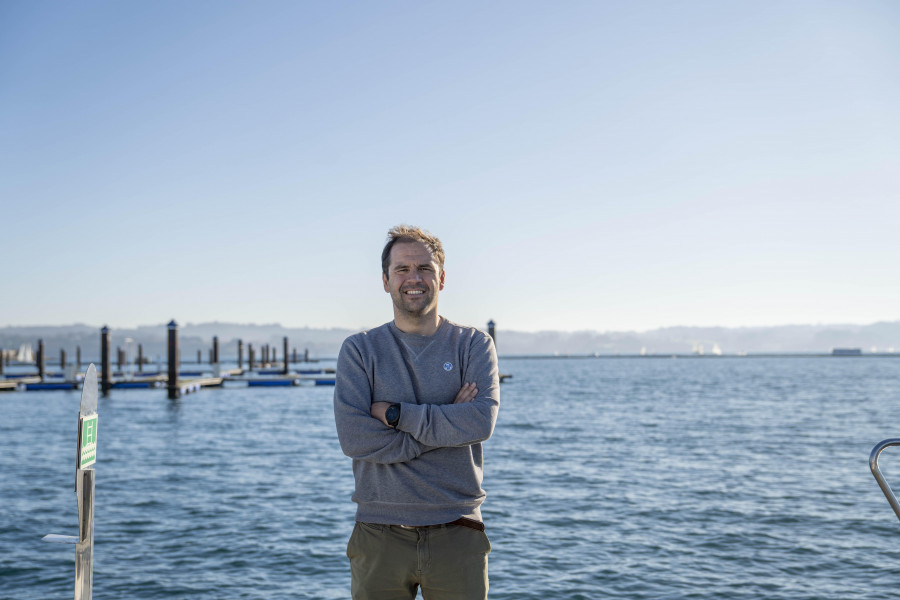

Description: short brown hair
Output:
[381,225,445,276]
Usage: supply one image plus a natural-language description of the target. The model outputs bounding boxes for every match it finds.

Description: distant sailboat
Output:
[712,344,722,356]
[16,344,33,363]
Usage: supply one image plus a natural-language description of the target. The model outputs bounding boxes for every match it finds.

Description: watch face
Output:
[386,405,400,425]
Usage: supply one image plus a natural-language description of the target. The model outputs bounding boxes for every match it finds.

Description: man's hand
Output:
[453,382,478,404]
[370,401,393,426]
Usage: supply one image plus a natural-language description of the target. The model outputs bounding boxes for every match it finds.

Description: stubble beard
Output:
[394,287,435,318]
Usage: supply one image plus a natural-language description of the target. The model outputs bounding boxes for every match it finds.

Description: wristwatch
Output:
[385,403,401,428]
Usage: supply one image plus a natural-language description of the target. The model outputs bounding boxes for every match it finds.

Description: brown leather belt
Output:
[398,517,485,532]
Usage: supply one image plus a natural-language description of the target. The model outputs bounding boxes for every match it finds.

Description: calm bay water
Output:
[3,356,900,599]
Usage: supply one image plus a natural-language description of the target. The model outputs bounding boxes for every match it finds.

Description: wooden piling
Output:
[238,340,243,370]
[197,349,201,364]
[488,320,496,344]
[77,345,82,371]
[248,344,255,372]
[100,326,111,396]
[167,320,179,400]
[117,347,124,372]
[213,336,219,364]
[37,339,45,380]
[0,349,4,375]
[138,344,143,373]
[283,337,289,375]
[292,348,297,364]
[60,348,67,369]
[305,348,309,363]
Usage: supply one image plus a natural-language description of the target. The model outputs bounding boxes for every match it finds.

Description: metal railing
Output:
[870,438,900,522]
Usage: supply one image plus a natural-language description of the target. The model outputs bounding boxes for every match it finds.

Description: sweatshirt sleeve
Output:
[333,337,433,464]
[397,332,500,447]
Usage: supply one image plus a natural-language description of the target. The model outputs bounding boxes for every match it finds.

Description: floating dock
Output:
[0,368,338,394]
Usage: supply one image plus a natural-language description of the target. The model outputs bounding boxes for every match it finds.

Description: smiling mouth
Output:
[404,290,425,296]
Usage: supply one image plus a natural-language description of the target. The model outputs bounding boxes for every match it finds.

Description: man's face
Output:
[382,241,445,319]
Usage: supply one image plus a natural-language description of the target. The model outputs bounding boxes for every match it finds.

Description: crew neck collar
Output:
[390,316,446,339]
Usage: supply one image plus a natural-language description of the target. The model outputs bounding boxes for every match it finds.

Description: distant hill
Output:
[2,320,899,361]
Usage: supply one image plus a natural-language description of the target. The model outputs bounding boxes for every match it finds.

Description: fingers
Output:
[453,382,478,404]
[370,401,391,423]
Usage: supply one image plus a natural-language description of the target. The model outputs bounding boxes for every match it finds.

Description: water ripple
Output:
[4,358,900,598]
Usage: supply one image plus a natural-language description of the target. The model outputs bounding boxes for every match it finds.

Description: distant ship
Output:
[832,348,862,356]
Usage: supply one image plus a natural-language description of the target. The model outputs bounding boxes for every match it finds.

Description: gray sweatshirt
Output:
[333,317,500,526]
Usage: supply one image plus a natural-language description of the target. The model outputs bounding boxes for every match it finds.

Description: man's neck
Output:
[393,313,442,336]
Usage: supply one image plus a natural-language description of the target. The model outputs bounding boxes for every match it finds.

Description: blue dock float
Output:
[248,379,300,387]
[113,381,161,389]
[314,379,336,386]
[25,382,79,391]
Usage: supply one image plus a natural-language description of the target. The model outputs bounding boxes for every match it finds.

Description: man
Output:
[333,224,500,600]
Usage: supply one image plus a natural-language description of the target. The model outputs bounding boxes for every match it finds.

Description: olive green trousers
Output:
[346,522,491,600]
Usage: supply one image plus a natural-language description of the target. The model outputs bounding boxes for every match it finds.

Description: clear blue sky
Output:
[2,1,898,333]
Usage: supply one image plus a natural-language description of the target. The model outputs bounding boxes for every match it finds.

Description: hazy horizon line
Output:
[2,318,898,336]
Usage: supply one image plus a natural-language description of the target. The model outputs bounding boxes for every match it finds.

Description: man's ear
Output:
[383,272,390,293]
[439,270,445,290]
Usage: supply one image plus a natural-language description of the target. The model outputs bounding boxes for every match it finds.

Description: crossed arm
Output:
[334,334,499,464]
[333,341,431,464]
[370,382,478,424]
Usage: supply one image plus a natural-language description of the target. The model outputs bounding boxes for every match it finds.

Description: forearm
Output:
[333,341,433,464]
[396,398,498,447]
[336,414,433,463]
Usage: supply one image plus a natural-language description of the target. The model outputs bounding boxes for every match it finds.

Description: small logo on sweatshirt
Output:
[443,362,453,371]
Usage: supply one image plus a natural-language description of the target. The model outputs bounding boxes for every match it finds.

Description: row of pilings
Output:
[161,321,309,399]
[1,322,316,398]
[0,337,309,376]
[0,339,86,379]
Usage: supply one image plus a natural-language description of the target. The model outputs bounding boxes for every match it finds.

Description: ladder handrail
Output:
[870,438,900,522]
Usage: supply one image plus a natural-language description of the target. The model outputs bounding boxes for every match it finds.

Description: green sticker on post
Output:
[79,414,98,468]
